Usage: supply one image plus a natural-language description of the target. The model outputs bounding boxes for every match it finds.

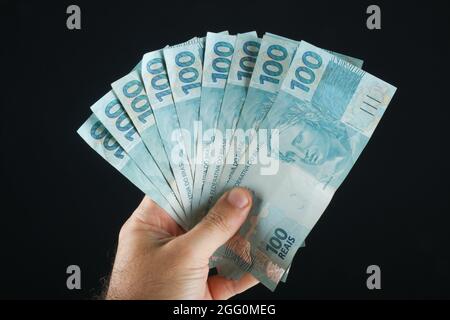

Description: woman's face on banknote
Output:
[282,121,331,166]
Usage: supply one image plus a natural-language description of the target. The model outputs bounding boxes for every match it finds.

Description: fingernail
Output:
[227,188,249,209]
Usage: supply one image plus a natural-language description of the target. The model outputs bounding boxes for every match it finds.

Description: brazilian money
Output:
[77,31,396,290]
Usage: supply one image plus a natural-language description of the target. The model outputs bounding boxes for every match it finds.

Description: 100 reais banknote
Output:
[78,31,396,291]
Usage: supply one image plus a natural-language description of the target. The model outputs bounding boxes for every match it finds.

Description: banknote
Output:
[164,38,205,182]
[200,31,261,213]
[191,32,237,220]
[77,32,395,292]
[205,33,298,276]
[330,51,364,70]
[77,114,188,229]
[216,33,299,200]
[141,49,195,225]
[218,43,366,280]
[219,35,367,198]
[213,40,365,280]
[219,41,396,290]
[202,32,297,277]
[225,48,365,191]
[90,91,186,223]
[111,67,184,206]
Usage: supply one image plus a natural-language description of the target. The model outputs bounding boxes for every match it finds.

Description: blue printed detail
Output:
[312,57,364,120]
[89,120,125,159]
[90,121,108,139]
[123,80,143,98]
[146,58,164,75]
[263,91,358,188]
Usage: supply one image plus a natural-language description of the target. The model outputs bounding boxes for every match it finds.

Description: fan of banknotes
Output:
[77,31,396,291]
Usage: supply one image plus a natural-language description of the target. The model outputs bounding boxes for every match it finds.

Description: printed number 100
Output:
[290,51,322,92]
[259,45,288,85]
[175,51,201,94]
[211,41,234,82]
[266,228,293,257]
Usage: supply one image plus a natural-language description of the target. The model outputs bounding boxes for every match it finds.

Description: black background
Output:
[1,0,449,299]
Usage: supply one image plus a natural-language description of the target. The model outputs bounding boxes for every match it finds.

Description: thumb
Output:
[181,188,252,259]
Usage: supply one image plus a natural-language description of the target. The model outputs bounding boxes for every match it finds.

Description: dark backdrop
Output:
[1,0,449,299]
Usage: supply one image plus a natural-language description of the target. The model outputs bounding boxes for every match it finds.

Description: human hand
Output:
[105,187,259,300]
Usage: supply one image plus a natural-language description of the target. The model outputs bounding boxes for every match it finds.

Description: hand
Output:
[105,187,259,300]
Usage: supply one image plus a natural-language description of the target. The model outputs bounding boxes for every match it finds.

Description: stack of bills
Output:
[77,31,396,290]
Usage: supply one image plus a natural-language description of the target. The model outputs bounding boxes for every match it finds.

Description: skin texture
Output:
[106,187,259,300]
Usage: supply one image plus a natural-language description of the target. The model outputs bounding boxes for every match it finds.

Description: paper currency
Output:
[141,49,195,223]
[218,34,366,197]
[110,68,183,205]
[191,32,237,220]
[219,41,396,290]
[90,91,186,222]
[216,33,299,198]
[77,114,187,229]
[201,31,261,213]
[77,32,395,292]
[164,39,205,185]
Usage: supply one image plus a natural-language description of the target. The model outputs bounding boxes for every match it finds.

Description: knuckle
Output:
[118,220,133,242]
[203,208,230,234]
